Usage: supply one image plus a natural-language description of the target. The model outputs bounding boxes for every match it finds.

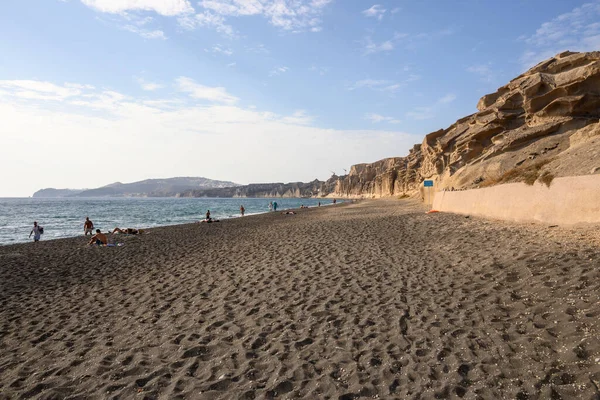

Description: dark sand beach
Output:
[1,200,599,399]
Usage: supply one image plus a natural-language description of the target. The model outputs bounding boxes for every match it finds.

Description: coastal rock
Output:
[333,51,600,197]
[181,178,338,198]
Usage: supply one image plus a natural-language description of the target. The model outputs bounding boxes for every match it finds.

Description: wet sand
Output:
[1,200,599,399]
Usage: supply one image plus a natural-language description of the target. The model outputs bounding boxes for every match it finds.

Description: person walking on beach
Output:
[84,217,94,235]
[29,221,42,242]
[240,205,245,216]
[273,201,278,211]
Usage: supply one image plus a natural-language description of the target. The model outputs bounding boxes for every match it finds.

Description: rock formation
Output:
[181,177,338,198]
[334,51,600,198]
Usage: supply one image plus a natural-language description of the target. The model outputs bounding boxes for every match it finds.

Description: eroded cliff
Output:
[334,51,600,198]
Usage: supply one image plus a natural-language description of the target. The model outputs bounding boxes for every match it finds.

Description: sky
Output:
[1,0,600,196]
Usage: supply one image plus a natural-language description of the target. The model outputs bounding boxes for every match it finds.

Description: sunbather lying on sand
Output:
[282,211,296,215]
[198,218,220,223]
[112,227,142,235]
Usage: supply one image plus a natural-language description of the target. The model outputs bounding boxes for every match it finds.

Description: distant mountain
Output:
[32,188,85,198]
[33,177,240,198]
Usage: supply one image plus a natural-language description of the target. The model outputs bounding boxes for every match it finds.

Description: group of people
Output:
[86,217,141,245]
[29,216,141,246]
[30,199,336,243]
[201,206,245,224]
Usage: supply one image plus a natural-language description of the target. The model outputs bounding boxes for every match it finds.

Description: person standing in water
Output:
[84,217,94,236]
[29,221,42,242]
[240,205,245,216]
[269,201,273,212]
[273,201,278,211]
[206,210,211,220]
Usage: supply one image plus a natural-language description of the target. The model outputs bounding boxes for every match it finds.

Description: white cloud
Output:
[227,62,237,68]
[365,113,400,124]
[362,5,386,20]
[81,0,194,16]
[269,66,289,76]
[280,110,313,125]
[0,78,419,197]
[519,1,600,69]
[176,77,239,104]
[0,80,84,101]
[391,7,401,14]
[136,77,164,91]
[194,0,333,33]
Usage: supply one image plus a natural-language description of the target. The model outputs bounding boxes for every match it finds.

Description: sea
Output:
[0,197,334,246]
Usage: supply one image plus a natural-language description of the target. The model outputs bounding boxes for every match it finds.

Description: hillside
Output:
[333,51,600,197]
[31,189,85,198]
[180,177,338,198]
[33,177,239,198]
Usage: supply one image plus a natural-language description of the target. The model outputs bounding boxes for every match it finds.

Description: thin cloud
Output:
[362,5,386,20]
[136,77,164,91]
[362,30,453,55]
[365,113,400,124]
[0,80,84,101]
[176,76,239,104]
[406,107,433,121]
[309,65,329,75]
[179,11,235,37]
[269,66,289,77]
[406,94,456,120]
[280,110,313,125]
[246,43,269,54]
[349,74,420,92]
[467,64,495,82]
[194,0,333,33]
[518,1,600,69]
[439,93,457,104]
[124,25,167,39]
[206,45,234,56]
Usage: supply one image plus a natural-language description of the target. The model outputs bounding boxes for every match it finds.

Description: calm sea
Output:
[0,197,334,245]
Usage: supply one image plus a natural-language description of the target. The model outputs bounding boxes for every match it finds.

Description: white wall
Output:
[432,175,600,225]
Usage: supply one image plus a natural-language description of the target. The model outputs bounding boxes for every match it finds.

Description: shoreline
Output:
[0,198,345,247]
[1,199,599,398]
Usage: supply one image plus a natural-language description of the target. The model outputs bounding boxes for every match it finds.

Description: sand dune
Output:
[1,200,599,399]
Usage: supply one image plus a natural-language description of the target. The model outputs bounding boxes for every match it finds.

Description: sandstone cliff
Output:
[180,177,338,198]
[334,51,600,198]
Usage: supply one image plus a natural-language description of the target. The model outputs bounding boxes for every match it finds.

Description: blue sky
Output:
[1,0,599,196]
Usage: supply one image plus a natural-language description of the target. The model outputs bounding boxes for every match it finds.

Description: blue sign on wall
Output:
[423,180,434,187]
